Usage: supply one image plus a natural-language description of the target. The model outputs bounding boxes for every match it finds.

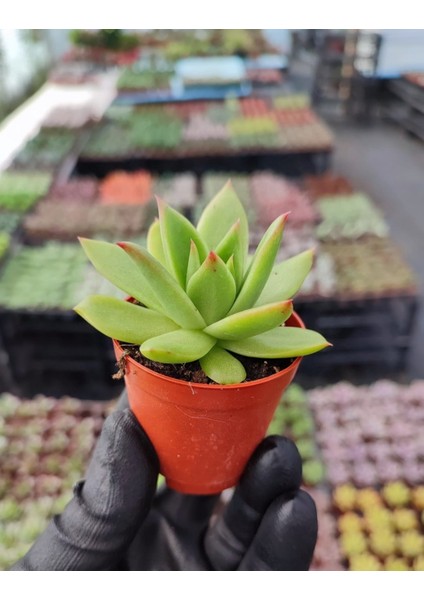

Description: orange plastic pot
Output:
[113,312,305,495]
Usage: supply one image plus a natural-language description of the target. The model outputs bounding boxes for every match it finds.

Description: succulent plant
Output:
[295,438,316,461]
[340,531,368,557]
[99,170,153,205]
[369,530,397,558]
[290,415,315,437]
[0,243,87,310]
[284,383,307,406]
[0,499,23,522]
[117,68,172,91]
[12,128,76,169]
[413,555,424,571]
[349,553,381,571]
[393,508,419,532]
[363,507,393,533]
[75,182,330,384]
[0,394,114,570]
[0,171,52,213]
[355,488,383,512]
[323,238,418,297]
[333,484,357,512]
[382,482,411,508]
[352,463,377,487]
[315,193,389,241]
[412,487,424,511]
[399,531,424,558]
[302,459,325,485]
[266,401,285,436]
[338,512,363,533]
[129,112,182,150]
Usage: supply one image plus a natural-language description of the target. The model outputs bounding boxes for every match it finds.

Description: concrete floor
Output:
[328,118,424,380]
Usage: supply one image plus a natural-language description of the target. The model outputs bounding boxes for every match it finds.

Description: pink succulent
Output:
[389,421,415,440]
[346,443,368,462]
[352,463,377,487]
[402,461,423,485]
[327,464,351,486]
[367,441,391,462]
[369,379,401,400]
[375,459,403,482]
[393,440,419,462]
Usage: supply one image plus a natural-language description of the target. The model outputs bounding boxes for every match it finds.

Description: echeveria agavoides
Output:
[75,181,331,384]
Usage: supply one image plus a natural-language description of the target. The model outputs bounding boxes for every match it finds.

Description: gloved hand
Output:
[11,404,318,571]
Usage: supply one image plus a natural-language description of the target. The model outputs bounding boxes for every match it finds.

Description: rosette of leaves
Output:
[333,484,357,512]
[369,530,397,558]
[356,488,383,512]
[338,512,363,534]
[302,459,325,486]
[363,507,393,533]
[75,182,330,385]
[349,553,381,571]
[393,509,419,532]
[384,557,409,571]
[399,531,424,558]
[412,487,424,511]
[382,482,411,508]
[339,531,368,558]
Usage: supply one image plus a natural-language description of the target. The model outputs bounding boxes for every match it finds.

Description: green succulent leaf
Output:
[78,237,162,311]
[140,330,215,363]
[197,181,248,263]
[255,249,315,306]
[221,327,331,358]
[214,219,241,262]
[186,251,237,324]
[147,219,167,266]
[74,295,179,344]
[226,255,236,281]
[200,346,247,384]
[204,300,293,340]
[158,198,208,287]
[215,219,244,287]
[228,214,288,315]
[118,241,206,329]
[186,240,201,288]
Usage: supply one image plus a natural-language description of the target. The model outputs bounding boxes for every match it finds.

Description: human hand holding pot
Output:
[11,405,317,571]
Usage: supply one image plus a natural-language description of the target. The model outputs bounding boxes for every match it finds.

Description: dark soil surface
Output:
[115,342,294,384]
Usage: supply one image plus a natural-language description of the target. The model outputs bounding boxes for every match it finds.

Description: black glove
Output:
[11,406,318,571]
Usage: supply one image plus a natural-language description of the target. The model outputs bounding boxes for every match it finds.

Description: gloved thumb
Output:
[11,409,159,570]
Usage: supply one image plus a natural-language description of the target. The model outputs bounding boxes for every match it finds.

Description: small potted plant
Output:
[74,182,330,494]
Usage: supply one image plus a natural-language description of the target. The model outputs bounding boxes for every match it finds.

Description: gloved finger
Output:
[154,487,220,531]
[11,409,159,571]
[238,489,318,570]
[204,435,302,570]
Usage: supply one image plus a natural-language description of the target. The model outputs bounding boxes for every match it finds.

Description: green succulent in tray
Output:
[75,182,330,384]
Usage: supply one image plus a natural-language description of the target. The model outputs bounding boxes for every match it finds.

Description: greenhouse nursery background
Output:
[1,28,424,572]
